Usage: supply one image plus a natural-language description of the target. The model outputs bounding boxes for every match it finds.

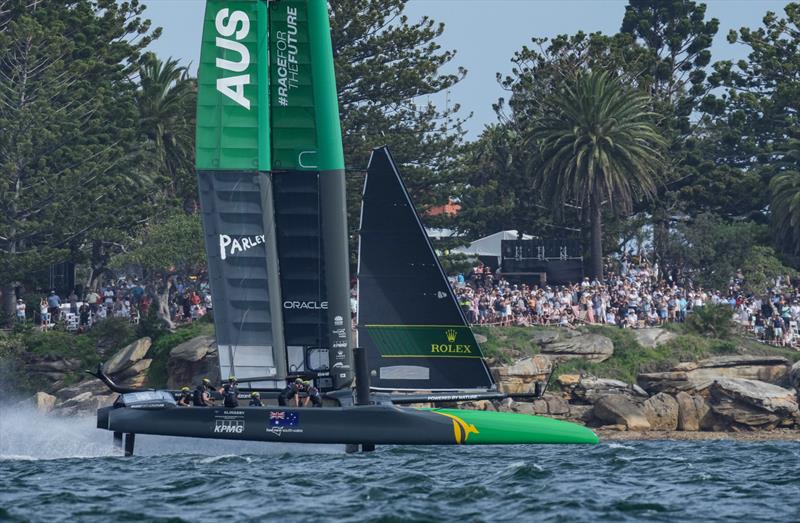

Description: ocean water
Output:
[0,408,798,523]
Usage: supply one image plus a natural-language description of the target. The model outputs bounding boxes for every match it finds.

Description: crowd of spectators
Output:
[15,275,212,332]
[453,257,800,349]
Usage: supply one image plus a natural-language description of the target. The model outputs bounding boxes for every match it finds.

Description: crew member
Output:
[302,380,322,408]
[221,376,239,408]
[248,391,263,407]
[193,377,215,407]
[177,386,192,407]
[278,378,303,406]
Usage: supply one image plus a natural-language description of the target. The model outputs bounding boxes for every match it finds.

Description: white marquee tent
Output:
[453,230,534,262]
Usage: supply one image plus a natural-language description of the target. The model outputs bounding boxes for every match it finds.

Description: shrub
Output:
[685,304,735,339]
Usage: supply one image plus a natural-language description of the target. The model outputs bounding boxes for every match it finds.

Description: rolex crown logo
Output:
[446,329,458,342]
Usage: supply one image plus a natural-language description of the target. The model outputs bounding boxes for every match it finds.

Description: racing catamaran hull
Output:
[97,405,599,446]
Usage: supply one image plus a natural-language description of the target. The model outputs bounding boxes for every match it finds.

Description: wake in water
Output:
[0,406,115,460]
[0,406,343,461]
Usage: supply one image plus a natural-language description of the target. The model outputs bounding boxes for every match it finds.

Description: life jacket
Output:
[192,386,206,406]
[223,383,239,407]
[249,397,263,407]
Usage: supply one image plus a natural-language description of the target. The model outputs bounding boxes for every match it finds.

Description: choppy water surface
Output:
[0,408,798,522]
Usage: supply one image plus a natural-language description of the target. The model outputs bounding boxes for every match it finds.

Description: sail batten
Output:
[357,147,495,392]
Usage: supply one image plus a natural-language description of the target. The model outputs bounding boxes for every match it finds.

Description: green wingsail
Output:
[428,409,600,445]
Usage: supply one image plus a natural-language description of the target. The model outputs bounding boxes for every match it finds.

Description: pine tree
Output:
[0,0,159,322]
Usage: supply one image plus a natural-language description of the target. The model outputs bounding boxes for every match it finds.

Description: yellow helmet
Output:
[251,391,260,398]
[181,386,190,392]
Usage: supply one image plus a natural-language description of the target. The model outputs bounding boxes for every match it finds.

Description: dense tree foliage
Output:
[0,0,159,321]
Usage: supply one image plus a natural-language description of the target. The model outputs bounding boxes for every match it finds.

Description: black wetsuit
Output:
[248,397,263,407]
[306,385,322,407]
[278,383,299,406]
[222,383,239,408]
[193,384,212,406]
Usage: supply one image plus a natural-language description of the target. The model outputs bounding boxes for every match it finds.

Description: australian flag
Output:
[269,411,299,427]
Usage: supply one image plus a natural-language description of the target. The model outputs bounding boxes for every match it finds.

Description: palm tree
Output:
[769,139,800,253]
[137,54,196,206]
[531,71,666,278]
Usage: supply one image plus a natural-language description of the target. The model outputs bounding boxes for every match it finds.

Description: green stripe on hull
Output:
[428,409,599,445]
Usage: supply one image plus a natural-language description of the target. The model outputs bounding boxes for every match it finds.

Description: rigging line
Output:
[317,172,324,358]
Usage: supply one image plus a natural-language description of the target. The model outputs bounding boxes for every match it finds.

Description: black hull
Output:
[96,404,599,446]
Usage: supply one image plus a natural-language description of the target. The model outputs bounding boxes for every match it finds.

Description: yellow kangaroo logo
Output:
[432,411,479,444]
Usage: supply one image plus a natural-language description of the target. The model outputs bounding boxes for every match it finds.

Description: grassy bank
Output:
[474,324,799,385]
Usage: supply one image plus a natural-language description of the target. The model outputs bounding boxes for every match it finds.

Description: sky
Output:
[143,0,791,139]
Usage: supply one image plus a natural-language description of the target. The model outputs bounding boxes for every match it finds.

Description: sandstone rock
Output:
[545,396,570,416]
[491,355,551,394]
[33,392,56,414]
[638,356,791,395]
[54,378,109,401]
[460,400,496,412]
[532,399,548,414]
[790,360,800,391]
[512,402,538,415]
[530,330,561,345]
[594,395,650,431]
[118,373,148,388]
[557,374,580,387]
[54,391,115,415]
[632,328,677,348]
[497,397,515,412]
[568,404,595,423]
[643,393,679,431]
[479,400,497,412]
[637,371,701,395]
[691,355,789,383]
[675,391,710,431]
[112,358,152,381]
[708,378,799,430]
[27,358,82,373]
[103,337,152,375]
[167,336,219,389]
[570,376,647,404]
[540,333,613,362]
[170,335,215,362]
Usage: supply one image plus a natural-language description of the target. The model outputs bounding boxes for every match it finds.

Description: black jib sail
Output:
[357,147,495,392]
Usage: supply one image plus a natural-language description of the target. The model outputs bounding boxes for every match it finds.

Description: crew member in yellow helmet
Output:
[177,386,192,407]
[221,376,239,408]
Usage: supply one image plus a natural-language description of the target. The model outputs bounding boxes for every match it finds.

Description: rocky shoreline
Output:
[15,326,800,440]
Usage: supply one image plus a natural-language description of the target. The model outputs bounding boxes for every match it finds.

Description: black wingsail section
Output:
[358,147,495,391]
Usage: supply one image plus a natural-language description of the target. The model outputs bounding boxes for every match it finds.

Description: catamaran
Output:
[94,0,598,454]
